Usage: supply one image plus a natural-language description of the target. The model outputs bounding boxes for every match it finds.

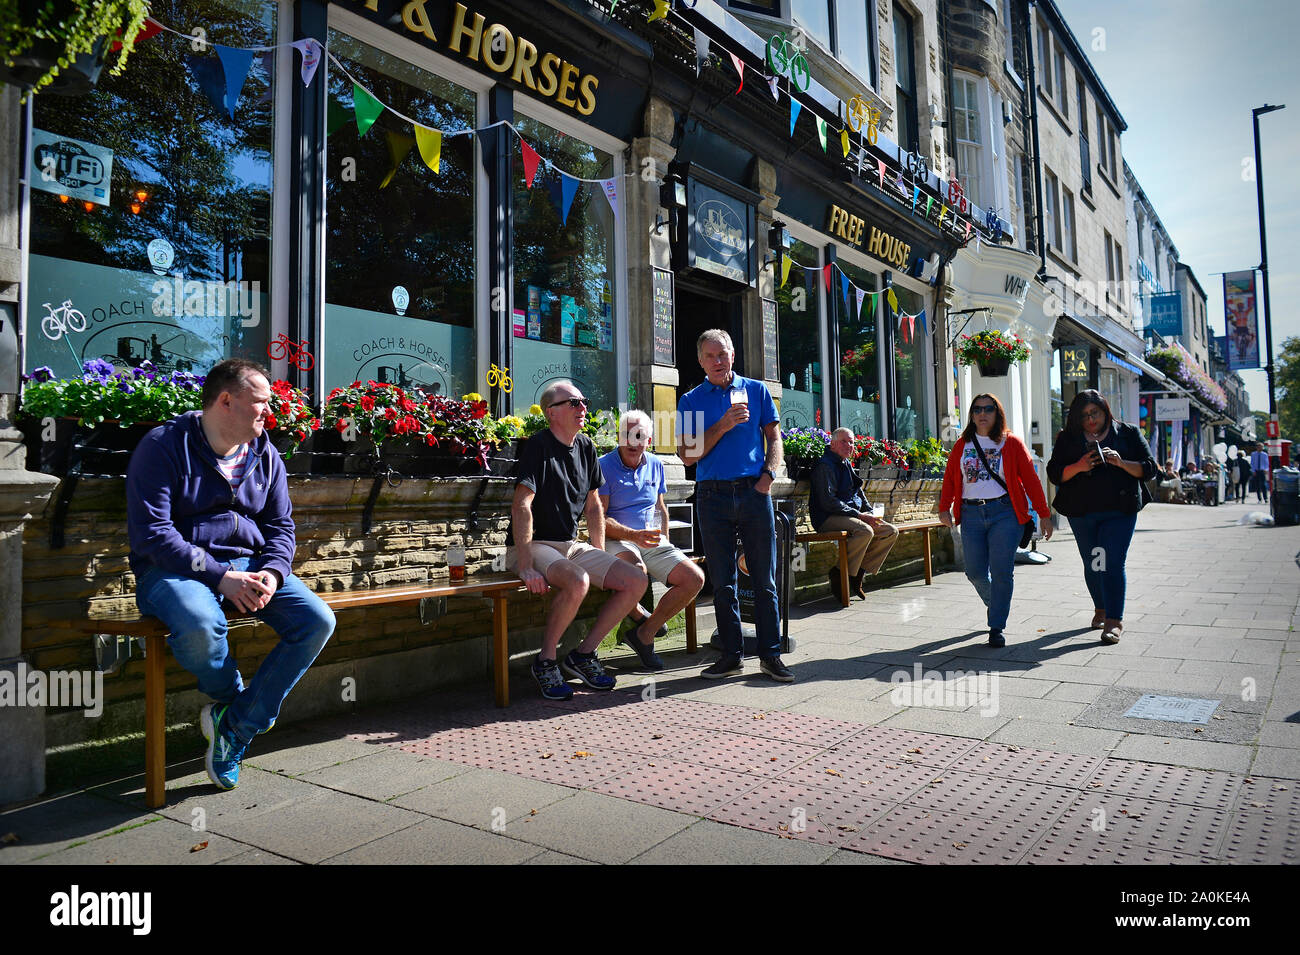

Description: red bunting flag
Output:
[111,16,162,52]
[520,139,541,188]
[823,263,832,292]
[730,53,744,94]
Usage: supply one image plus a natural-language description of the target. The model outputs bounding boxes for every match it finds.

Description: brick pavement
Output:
[3,500,1297,864]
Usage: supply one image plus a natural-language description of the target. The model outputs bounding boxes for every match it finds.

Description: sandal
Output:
[1100,619,1122,644]
[1090,609,1106,630]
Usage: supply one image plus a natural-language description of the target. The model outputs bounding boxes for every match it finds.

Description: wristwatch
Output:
[761,468,776,482]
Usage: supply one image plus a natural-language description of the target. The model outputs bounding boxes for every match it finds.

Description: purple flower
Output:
[31,366,55,383]
[117,381,135,394]
[82,358,116,378]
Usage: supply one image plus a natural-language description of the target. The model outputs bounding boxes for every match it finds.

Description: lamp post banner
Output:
[1223,270,1260,371]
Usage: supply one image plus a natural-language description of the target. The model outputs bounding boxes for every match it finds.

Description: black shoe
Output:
[620,622,666,671]
[828,569,844,604]
[701,653,743,679]
[759,656,795,682]
[988,629,1006,648]
[851,570,867,600]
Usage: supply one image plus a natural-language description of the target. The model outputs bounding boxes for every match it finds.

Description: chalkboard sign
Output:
[653,267,674,366]
[761,297,778,382]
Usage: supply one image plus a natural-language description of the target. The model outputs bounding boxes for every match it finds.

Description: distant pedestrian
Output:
[1046,390,1158,645]
[1250,442,1270,502]
[938,394,1052,648]
[1233,452,1251,503]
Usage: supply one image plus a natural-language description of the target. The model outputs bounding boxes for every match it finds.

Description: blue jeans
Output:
[136,557,335,744]
[696,478,780,658]
[1066,510,1137,620]
[959,496,1020,630]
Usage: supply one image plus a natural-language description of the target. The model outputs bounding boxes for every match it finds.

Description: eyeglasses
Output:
[971,404,996,414]
[1081,408,1106,420]
[549,397,589,409]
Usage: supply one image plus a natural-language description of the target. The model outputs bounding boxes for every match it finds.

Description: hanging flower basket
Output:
[956,330,1030,371]
[0,0,151,96]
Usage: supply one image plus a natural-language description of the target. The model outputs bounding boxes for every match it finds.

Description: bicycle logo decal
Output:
[267,333,315,371]
[40,300,87,341]
[902,149,929,182]
[486,363,513,393]
[765,32,810,92]
[845,96,881,145]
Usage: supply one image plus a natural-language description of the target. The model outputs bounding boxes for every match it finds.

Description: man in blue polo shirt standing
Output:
[677,329,793,682]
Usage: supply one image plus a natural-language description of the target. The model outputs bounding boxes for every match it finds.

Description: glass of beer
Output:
[643,507,662,547]
[447,543,466,582]
[729,385,747,408]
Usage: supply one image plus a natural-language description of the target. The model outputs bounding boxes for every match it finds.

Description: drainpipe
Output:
[1025,0,1046,279]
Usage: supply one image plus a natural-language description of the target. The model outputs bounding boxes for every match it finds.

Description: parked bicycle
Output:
[40,300,88,341]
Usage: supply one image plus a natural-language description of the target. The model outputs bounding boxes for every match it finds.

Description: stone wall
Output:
[24,474,951,747]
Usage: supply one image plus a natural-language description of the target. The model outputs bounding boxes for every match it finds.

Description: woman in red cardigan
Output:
[939,394,1052,646]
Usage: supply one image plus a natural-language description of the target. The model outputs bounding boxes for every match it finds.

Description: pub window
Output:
[324,29,477,398]
[777,237,823,430]
[26,0,278,380]
[835,257,881,437]
[891,282,928,441]
[511,112,620,416]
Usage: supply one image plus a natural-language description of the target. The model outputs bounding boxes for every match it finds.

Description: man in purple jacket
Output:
[127,358,334,792]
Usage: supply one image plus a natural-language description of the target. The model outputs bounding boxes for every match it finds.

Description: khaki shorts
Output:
[605,539,692,583]
[506,539,622,588]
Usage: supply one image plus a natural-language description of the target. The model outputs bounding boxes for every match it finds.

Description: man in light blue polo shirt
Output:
[599,410,705,671]
[676,329,792,683]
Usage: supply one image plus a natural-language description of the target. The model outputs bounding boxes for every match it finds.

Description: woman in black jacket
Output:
[1046,390,1158,645]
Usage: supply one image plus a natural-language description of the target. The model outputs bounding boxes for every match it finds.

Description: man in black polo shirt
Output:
[507,379,648,700]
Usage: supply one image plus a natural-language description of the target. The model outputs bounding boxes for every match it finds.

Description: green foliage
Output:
[1276,336,1300,442]
[903,436,946,471]
[18,360,203,426]
[2,0,151,95]
[956,329,1030,366]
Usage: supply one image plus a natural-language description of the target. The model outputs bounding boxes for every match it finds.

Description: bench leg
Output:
[493,594,509,707]
[839,539,850,608]
[144,634,166,810]
[685,599,697,653]
[923,528,933,585]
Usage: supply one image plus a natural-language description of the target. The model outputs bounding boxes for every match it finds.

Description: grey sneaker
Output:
[561,651,616,690]
[531,657,574,701]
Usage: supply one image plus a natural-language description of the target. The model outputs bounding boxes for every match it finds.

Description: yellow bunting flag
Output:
[648,0,669,22]
[780,254,792,288]
[380,131,415,189]
[938,204,948,224]
[414,124,442,174]
[886,288,899,314]
[840,128,850,157]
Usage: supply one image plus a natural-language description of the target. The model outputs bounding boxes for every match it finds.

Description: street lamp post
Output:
[1252,104,1284,428]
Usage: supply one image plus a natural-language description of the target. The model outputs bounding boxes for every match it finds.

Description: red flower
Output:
[360,395,375,412]
[400,397,416,413]
[401,414,419,433]
[424,432,438,447]
[264,413,278,430]
[295,429,307,441]
[384,407,398,420]
[310,418,321,430]
[335,418,349,433]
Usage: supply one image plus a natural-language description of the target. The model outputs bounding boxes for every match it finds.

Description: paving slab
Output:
[297,749,472,802]
[321,816,544,864]
[629,819,835,865]
[31,816,248,866]
[503,791,695,864]
[1107,736,1254,774]
[0,792,150,865]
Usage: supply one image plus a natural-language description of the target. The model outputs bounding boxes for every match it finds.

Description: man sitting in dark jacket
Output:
[809,428,898,602]
[126,359,335,793]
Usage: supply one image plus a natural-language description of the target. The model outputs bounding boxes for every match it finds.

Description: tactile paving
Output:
[397,728,561,769]
[492,746,641,789]
[849,804,1053,864]
[1236,776,1300,815]
[1216,810,1300,864]
[1084,759,1244,810]
[1022,831,1207,865]
[591,758,767,816]
[672,734,823,776]
[1044,792,1231,859]
[949,742,1105,789]
[778,751,935,802]
[725,710,864,748]
[831,728,979,768]
[706,780,897,847]
[905,770,1079,822]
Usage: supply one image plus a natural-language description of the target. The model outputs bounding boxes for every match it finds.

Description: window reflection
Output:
[835,258,880,437]
[892,283,928,440]
[777,238,821,430]
[324,30,476,397]
[511,114,618,415]
[26,0,276,379]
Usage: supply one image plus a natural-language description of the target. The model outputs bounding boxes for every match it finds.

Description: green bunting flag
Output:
[352,82,384,137]
[326,95,353,136]
[816,117,828,152]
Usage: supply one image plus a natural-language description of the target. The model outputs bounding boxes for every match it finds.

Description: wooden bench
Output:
[794,520,944,600]
[74,575,525,809]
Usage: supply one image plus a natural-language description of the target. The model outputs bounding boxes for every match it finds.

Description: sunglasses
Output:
[971,404,996,414]
[550,397,590,409]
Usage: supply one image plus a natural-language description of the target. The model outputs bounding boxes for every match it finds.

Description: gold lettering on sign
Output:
[402,0,438,42]
[512,37,539,89]
[577,74,598,115]
[537,52,560,96]
[482,23,514,72]
[449,3,484,58]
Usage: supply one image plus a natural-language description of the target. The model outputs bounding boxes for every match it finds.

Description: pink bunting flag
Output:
[877,159,886,188]
[520,139,541,189]
[964,220,972,241]
[730,53,744,94]
[767,75,779,101]
[600,177,621,222]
